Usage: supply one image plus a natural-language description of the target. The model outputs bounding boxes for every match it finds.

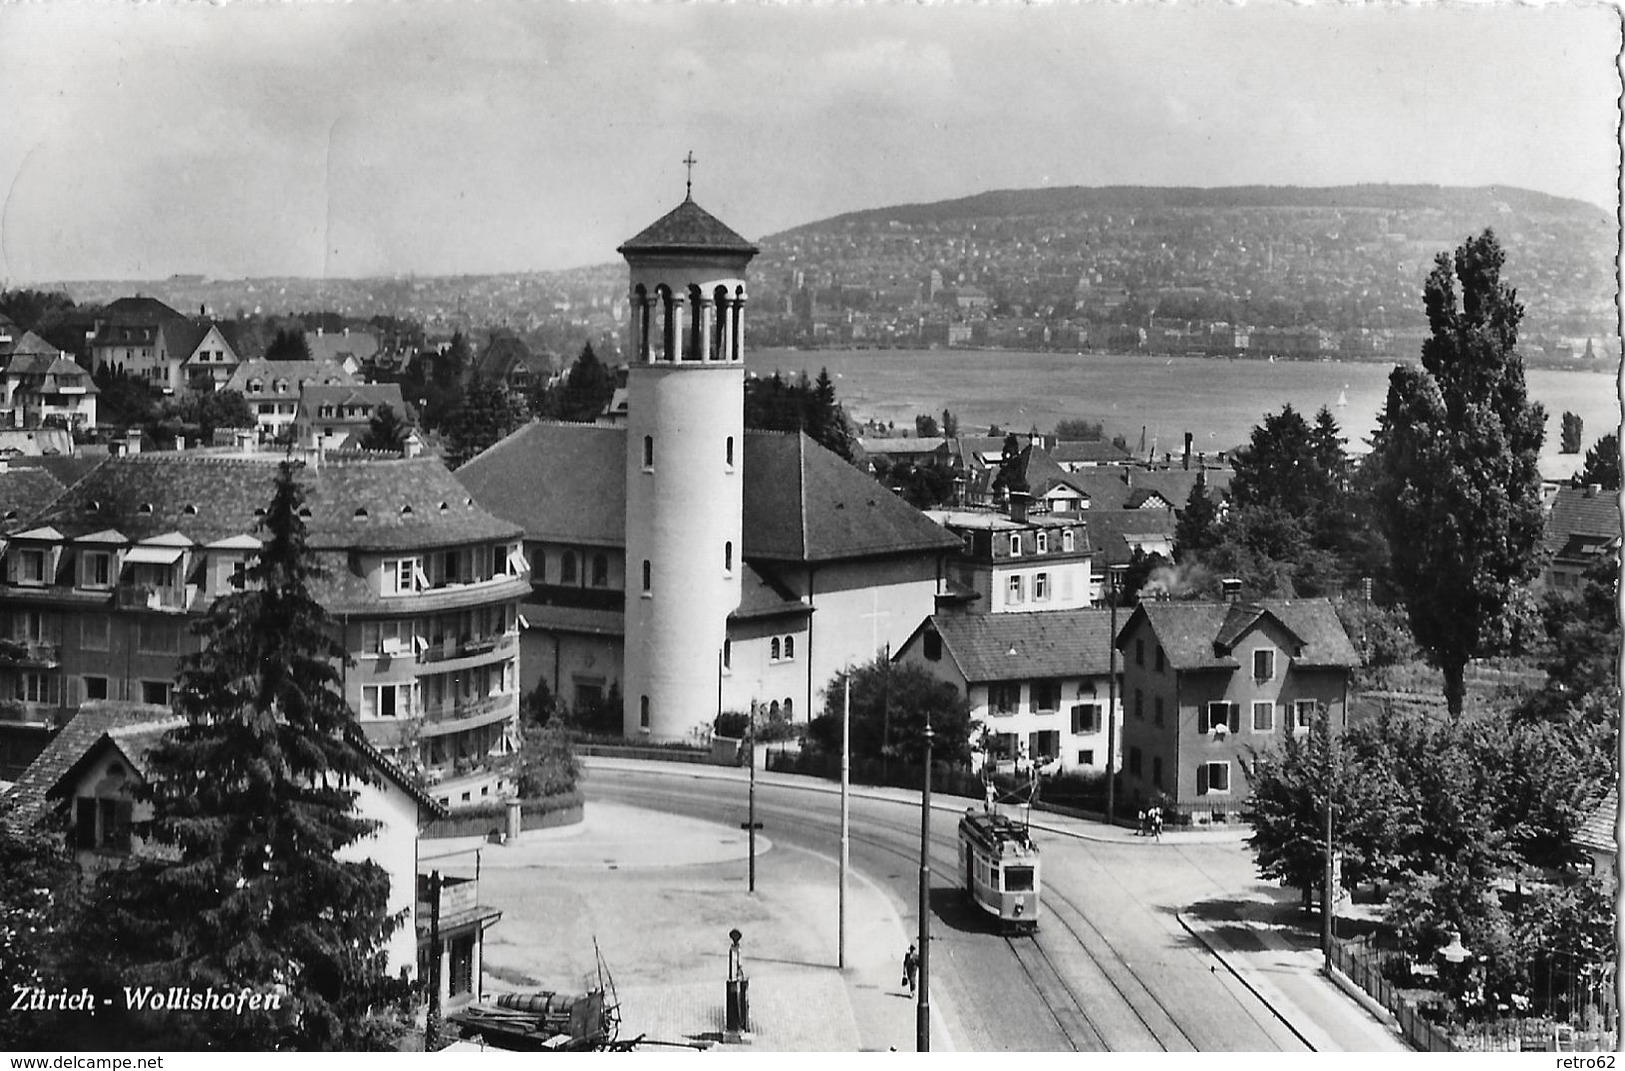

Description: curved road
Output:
[588,765,1308,1052]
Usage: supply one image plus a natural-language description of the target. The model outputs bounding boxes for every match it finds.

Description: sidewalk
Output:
[578,756,1412,1051]
[426,797,953,1052]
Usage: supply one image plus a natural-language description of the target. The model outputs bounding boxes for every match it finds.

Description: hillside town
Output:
[0,188,1617,1055]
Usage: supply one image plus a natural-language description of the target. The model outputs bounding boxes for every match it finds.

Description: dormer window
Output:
[1036,531,1049,554]
[1009,534,1022,557]
[183,505,198,515]
[401,504,413,516]
[137,503,153,515]
[1062,529,1075,553]
[354,507,369,519]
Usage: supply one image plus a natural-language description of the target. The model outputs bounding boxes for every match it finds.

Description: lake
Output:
[748,347,1622,466]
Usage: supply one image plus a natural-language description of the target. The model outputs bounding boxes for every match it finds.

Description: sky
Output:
[0,0,1619,283]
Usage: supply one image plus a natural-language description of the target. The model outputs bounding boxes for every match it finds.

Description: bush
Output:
[517,718,580,799]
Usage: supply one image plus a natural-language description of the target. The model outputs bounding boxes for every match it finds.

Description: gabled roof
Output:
[1064,467,1232,512]
[2,700,171,828]
[457,422,963,563]
[1082,508,1179,569]
[38,715,446,822]
[1546,485,1620,560]
[912,609,1117,683]
[473,332,538,386]
[1574,784,1618,856]
[742,431,964,563]
[160,319,213,360]
[0,330,64,361]
[307,331,379,364]
[1122,598,1360,672]
[617,197,759,256]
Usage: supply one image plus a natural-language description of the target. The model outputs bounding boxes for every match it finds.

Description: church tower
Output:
[616,186,758,741]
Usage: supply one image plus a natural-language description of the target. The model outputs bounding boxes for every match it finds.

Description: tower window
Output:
[726,436,735,468]
[724,541,733,574]
[561,552,578,585]
[641,560,651,595]
[640,696,650,729]
[722,639,732,670]
[782,635,794,660]
[643,435,654,470]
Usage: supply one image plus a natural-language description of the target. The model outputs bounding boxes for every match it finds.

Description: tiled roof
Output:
[456,422,627,547]
[0,467,64,532]
[742,431,964,563]
[473,333,537,385]
[298,382,406,419]
[24,454,519,551]
[98,296,185,325]
[1127,598,1360,672]
[1545,486,1620,560]
[308,331,379,364]
[2,700,171,829]
[922,609,1117,682]
[8,455,106,490]
[1082,508,1179,569]
[226,358,355,400]
[1574,785,1618,856]
[617,197,759,256]
[1064,468,1232,511]
[1051,440,1134,464]
[519,602,624,637]
[0,330,64,361]
[731,563,812,621]
[459,422,963,563]
[160,319,212,360]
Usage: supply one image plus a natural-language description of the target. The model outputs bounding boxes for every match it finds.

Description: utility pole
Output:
[839,674,850,971]
[748,700,758,893]
[917,720,935,1052]
[426,869,443,1050]
[1105,567,1120,828]
[1322,711,1336,971]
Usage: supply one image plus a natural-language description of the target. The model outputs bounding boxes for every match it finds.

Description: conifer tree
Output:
[1174,469,1220,560]
[1369,230,1546,715]
[360,402,410,453]
[69,462,409,1049]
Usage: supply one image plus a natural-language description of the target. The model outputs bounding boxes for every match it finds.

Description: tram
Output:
[958,806,1041,933]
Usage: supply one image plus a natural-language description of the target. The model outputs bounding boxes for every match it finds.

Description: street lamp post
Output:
[917,719,935,1053]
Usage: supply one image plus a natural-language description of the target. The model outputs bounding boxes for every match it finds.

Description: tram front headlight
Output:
[1014,902,1024,916]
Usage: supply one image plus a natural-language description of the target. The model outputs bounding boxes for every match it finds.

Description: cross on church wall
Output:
[858,588,893,656]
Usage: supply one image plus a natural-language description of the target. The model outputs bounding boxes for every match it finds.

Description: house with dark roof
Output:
[295,381,408,452]
[5,700,452,985]
[2,353,98,430]
[0,453,528,808]
[473,331,556,397]
[169,321,242,394]
[0,463,63,541]
[457,421,961,731]
[226,358,355,442]
[895,609,1120,776]
[87,297,192,391]
[306,327,377,372]
[1115,596,1359,821]
[926,501,1095,613]
[1050,439,1135,470]
[1542,484,1620,591]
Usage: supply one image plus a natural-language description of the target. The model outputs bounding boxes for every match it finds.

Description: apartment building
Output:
[0,453,528,808]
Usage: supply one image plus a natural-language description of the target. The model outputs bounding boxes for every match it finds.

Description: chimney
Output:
[1221,577,1243,602]
[125,429,142,456]
[1009,489,1030,525]
[1183,432,1192,470]
[1587,483,1602,498]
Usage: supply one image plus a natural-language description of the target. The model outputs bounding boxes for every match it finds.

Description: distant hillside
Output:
[773,183,1608,236]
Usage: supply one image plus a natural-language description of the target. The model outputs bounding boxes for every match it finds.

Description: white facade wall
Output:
[623,362,745,741]
[800,557,940,710]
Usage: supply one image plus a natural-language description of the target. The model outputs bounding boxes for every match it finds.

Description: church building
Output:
[456,191,961,742]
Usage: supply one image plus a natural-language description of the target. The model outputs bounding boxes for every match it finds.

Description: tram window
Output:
[1004,867,1035,892]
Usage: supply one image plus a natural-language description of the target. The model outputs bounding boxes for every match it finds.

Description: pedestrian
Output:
[1136,808,1146,836]
[902,943,919,996]
[1150,807,1163,841]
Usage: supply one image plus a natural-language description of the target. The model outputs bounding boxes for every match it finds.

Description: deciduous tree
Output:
[359,403,410,454]
[1368,230,1546,715]
[809,657,974,767]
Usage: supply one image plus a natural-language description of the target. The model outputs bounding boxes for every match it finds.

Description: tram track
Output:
[588,769,1301,1051]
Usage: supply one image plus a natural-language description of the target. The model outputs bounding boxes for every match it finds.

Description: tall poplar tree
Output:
[72,462,409,1049]
[1369,230,1546,715]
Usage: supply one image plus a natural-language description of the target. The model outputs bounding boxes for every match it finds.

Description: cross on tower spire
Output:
[683,151,697,200]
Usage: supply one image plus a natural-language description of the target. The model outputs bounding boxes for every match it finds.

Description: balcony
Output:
[418,693,519,737]
[115,583,195,613]
[0,640,60,667]
[416,632,515,665]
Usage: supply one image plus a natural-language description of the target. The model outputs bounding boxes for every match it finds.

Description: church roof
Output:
[455,421,963,564]
[617,197,759,257]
